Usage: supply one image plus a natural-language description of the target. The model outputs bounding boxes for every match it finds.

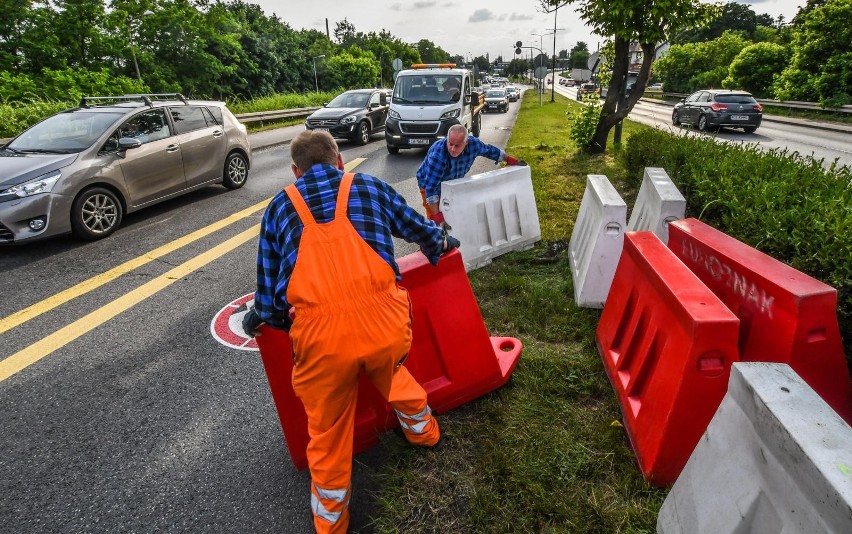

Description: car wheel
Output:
[387,144,399,155]
[697,114,709,132]
[471,113,481,137]
[223,152,248,189]
[672,110,680,126]
[743,126,757,134]
[355,121,370,145]
[71,187,123,240]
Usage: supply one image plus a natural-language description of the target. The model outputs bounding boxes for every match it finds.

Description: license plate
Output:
[731,115,748,120]
[410,138,429,145]
[314,127,329,132]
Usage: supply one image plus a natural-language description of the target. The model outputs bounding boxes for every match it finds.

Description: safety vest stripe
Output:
[311,484,351,524]
[311,494,341,524]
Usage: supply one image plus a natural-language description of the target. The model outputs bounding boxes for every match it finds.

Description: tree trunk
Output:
[585,38,657,155]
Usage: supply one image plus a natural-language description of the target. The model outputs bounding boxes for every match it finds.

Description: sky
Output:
[253,0,804,63]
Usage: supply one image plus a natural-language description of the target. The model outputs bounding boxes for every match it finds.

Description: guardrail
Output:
[234,106,320,124]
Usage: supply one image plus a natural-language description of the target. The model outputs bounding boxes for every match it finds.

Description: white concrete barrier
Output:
[441,165,541,271]
[657,362,852,534]
[627,167,685,244]
[568,175,627,308]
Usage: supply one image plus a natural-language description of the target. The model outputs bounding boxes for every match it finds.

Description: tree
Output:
[722,42,788,97]
[325,50,380,90]
[416,39,450,64]
[654,31,750,93]
[674,1,774,44]
[569,41,590,69]
[774,0,852,106]
[543,0,715,153]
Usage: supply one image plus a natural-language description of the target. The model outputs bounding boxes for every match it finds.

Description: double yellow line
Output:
[0,158,368,382]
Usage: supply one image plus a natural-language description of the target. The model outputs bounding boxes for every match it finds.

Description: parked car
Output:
[484,88,509,113]
[505,86,520,102]
[577,83,599,101]
[0,93,251,243]
[672,89,763,133]
[305,88,389,145]
[647,83,664,91]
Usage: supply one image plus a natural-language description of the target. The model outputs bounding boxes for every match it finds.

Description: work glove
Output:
[430,211,452,232]
[443,234,461,254]
[242,307,264,337]
[504,155,527,166]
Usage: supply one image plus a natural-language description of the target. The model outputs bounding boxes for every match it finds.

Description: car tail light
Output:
[754,104,763,112]
[709,103,727,112]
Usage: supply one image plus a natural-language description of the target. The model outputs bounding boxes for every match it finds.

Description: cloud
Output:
[413,1,437,8]
[390,3,402,10]
[509,13,534,21]
[469,9,495,22]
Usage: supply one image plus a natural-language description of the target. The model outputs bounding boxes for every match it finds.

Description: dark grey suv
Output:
[672,89,763,133]
[0,94,251,243]
[305,89,389,145]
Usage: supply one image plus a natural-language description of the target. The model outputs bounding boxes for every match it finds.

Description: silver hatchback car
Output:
[0,93,251,243]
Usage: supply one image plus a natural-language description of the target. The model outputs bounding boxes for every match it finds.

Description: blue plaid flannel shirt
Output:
[254,164,445,329]
[416,135,505,205]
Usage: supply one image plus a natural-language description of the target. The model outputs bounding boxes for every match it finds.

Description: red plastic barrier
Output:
[256,248,523,470]
[668,218,852,423]
[596,232,740,486]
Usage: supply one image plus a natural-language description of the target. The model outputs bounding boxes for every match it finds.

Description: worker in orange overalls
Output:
[243,130,460,533]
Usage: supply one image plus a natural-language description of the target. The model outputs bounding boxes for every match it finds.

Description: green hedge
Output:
[624,129,852,365]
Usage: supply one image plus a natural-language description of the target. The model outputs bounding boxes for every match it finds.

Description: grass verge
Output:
[364,92,666,533]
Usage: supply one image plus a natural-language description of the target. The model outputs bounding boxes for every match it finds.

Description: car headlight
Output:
[441,109,460,120]
[388,109,401,120]
[340,115,357,125]
[6,170,62,198]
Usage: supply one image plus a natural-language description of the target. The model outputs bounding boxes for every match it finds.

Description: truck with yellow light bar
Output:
[385,63,485,154]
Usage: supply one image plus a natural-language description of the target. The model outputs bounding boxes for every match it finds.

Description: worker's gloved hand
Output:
[443,234,461,254]
[504,155,527,166]
[242,307,264,337]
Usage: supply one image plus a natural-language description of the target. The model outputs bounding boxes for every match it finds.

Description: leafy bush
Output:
[0,100,73,138]
[568,101,601,150]
[723,42,788,98]
[0,68,145,103]
[624,129,852,363]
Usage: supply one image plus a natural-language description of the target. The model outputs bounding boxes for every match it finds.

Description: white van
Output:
[385,64,483,154]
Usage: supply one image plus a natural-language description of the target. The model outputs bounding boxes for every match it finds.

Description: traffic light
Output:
[514,41,522,55]
[515,47,522,55]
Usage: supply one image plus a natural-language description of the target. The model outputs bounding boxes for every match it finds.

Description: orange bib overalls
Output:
[284,173,441,534]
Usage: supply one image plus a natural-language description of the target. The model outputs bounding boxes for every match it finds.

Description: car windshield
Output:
[327,92,369,108]
[487,90,505,97]
[393,74,461,104]
[9,111,124,153]
[715,94,757,104]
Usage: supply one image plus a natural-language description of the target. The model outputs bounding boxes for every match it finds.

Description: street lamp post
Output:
[312,55,325,93]
[128,10,154,82]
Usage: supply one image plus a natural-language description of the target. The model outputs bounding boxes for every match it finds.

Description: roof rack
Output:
[78,93,188,108]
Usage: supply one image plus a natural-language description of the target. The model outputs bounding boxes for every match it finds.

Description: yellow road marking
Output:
[0,199,270,336]
[0,157,368,382]
[0,226,260,382]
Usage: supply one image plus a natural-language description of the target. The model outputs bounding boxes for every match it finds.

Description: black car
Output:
[672,89,763,133]
[305,89,389,145]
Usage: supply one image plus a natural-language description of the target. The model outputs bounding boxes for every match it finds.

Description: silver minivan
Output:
[0,94,251,243]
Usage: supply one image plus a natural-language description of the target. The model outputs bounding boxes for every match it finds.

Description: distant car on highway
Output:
[505,86,520,102]
[577,83,599,101]
[647,83,664,91]
[0,93,250,243]
[485,89,509,113]
[305,88,389,145]
[672,89,763,133]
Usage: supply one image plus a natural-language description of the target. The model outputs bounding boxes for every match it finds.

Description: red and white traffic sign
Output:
[210,292,259,351]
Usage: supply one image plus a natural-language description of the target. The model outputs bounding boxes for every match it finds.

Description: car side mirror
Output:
[380,93,388,106]
[118,137,142,150]
[680,98,685,103]
[463,94,472,104]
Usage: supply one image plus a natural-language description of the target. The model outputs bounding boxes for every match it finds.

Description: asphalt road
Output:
[0,99,523,533]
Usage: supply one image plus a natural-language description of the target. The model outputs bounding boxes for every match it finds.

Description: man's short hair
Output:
[448,124,468,139]
[290,130,338,171]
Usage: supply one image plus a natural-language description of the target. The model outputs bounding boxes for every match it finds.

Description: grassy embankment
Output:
[365,92,666,534]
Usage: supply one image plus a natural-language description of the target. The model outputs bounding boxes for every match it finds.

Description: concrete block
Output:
[441,165,541,271]
[657,362,852,534]
[627,167,685,244]
[568,175,627,308]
